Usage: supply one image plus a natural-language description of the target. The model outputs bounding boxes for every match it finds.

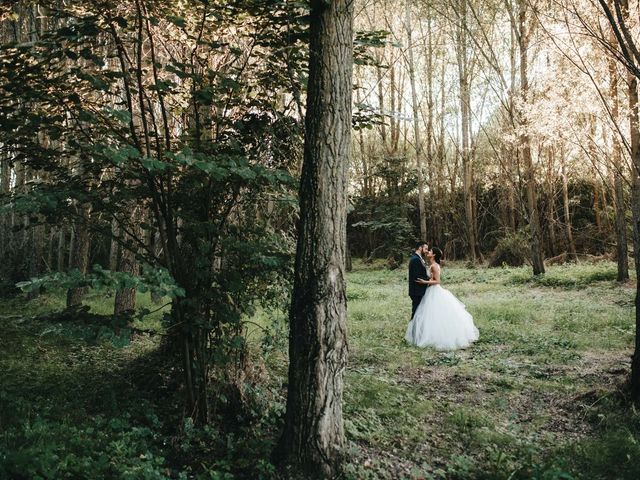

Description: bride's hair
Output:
[432,247,443,264]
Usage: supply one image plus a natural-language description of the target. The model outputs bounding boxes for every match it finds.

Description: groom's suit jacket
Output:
[408,253,429,298]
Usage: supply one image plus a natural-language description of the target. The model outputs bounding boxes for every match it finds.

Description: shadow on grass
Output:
[0,308,282,479]
[507,264,620,289]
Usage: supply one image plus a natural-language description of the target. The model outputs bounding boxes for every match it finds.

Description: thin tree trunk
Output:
[27,222,45,300]
[600,183,611,234]
[390,65,398,155]
[546,147,558,257]
[627,64,640,400]
[356,65,370,197]
[150,230,163,303]
[426,6,434,188]
[471,171,484,262]
[598,0,640,401]
[275,0,352,475]
[57,227,66,272]
[67,226,75,271]
[457,0,479,263]
[376,63,388,155]
[518,0,544,275]
[561,158,578,261]
[109,218,120,271]
[114,207,142,314]
[594,185,602,234]
[609,55,629,281]
[406,1,427,240]
[0,157,9,260]
[46,226,54,273]
[66,205,91,307]
[507,9,518,232]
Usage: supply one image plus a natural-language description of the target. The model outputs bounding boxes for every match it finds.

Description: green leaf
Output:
[167,15,186,28]
[141,157,170,172]
[97,144,140,166]
[104,108,132,125]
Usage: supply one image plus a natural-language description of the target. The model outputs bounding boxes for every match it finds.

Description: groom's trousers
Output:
[410,295,423,320]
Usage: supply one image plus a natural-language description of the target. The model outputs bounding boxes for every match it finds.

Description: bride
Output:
[405,247,479,350]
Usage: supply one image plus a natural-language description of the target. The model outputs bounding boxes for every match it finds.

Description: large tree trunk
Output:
[275,0,352,476]
[609,55,629,281]
[518,0,544,275]
[406,1,427,240]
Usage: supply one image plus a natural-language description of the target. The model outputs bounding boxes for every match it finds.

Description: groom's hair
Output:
[415,241,428,250]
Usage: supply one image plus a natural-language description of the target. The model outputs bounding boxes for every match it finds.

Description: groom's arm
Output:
[409,258,428,283]
[408,257,421,282]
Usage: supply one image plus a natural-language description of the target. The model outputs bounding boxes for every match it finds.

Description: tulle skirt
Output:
[405,285,479,350]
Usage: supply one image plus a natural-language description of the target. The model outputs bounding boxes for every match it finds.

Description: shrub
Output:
[489,231,530,267]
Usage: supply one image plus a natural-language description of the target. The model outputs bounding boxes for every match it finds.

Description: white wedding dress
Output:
[405,264,479,350]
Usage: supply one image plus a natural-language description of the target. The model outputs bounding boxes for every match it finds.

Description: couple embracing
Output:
[405,242,479,351]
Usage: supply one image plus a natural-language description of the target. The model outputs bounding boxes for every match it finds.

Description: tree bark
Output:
[114,245,137,314]
[518,0,544,275]
[275,0,352,476]
[376,63,388,155]
[0,157,9,260]
[405,1,427,241]
[109,218,120,271]
[114,208,141,315]
[561,158,578,262]
[546,147,558,257]
[456,0,479,263]
[594,181,602,234]
[609,55,629,281]
[27,223,45,300]
[67,226,75,271]
[66,205,91,307]
[627,67,640,400]
[150,230,163,303]
[598,0,640,401]
[507,18,518,232]
[57,227,66,272]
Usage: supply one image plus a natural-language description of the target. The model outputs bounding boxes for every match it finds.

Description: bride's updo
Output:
[432,247,443,264]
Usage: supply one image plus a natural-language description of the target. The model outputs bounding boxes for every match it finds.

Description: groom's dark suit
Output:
[408,252,429,320]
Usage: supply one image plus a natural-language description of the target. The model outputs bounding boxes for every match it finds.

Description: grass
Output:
[342,260,638,479]
[1,260,639,479]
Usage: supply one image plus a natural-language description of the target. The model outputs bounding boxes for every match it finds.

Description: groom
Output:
[408,241,430,321]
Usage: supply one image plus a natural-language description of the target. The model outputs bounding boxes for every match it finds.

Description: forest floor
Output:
[339,261,639,479]
[1,261,640,479]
